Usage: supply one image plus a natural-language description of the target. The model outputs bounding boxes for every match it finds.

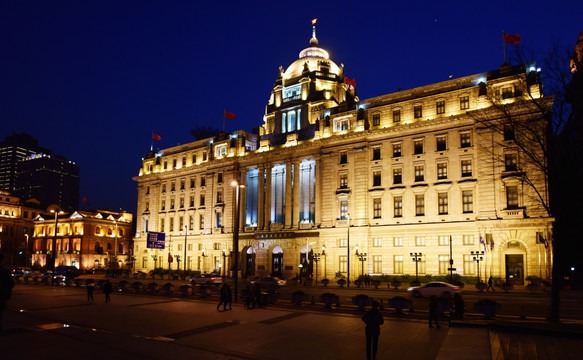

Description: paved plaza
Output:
[1,283,582,359]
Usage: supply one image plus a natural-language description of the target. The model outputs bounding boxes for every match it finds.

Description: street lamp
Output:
[313,253,321,285]
[322,245,327,281]
[471,250,485,283]
[355,246,367,285]
[222,248,227,277]
[183,225,188,276]
[410,252,423,284]
[48,205,64,274]
[231,180,245,301]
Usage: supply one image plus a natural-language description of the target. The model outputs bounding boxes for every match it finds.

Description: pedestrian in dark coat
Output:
[102,280,113,303]
[487,276,496,292]
[429,295,440,328]
[362,301,384,360]
[0,253,15,332]
[453,293,465,320]
[225,284,232,310]
[86,279,95,302]
[217,283,228,311]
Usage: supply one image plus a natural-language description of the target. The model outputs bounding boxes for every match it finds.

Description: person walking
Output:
[86,279,95,302]
[361,301,384,360]
[225,284,232,310]
[429,295,440,328]
[102,279,113,303]
[0,253,15,333]
[217,283,228,311]
[487,276,495,292]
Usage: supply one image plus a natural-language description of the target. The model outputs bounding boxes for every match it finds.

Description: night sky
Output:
[1,0,581,216]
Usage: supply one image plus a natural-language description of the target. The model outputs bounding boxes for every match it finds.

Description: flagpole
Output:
[223,109,226,133]
[503,31,507,64]
[151,132,154,151]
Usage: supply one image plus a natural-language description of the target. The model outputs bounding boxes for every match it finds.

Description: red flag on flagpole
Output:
[503,33,521,44]
[83,197,90,206]
[152,132,162,141]
[224,110,236,120]
[311,18,317,25]
[345,77,357,88]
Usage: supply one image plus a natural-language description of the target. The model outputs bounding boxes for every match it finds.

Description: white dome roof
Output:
[283,36,341,80]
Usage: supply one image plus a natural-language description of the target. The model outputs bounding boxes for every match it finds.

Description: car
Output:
[11,267,25,277]
[190,273,223,285]
[55,266,81,278]
[407,281,461,297]
[251,277,287,288]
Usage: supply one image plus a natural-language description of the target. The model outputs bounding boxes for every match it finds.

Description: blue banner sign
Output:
[147,232,165,249]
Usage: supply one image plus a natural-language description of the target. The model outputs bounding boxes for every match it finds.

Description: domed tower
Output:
[263,20,356,139]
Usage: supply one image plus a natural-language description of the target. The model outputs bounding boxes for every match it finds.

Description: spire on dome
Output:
[310,18,319,46]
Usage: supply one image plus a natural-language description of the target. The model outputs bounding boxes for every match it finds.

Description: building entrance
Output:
[271,246,283,277]
[505,254,524,285]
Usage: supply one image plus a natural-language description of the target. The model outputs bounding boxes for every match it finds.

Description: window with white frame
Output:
[506,185,519,209]
[334,117,350,132]
[415,194,425,216]
[462,190,473,213]
[394,255,403,274]
[339,173,348,188]
[373,198,382,219]
[438,192,448,215]
[439,255,449,274]
[339,255,347,272]
[393,168,403,184]
[373,238,383,247]
[437,162,448,180]
[393,196,402,217]
[463,234,474,245]
[214,144,227,157]
[461,160,472,177]
[393,237,403,247]
[415,236,426,246]
[373,255,382,273]
[339,199,348,220]
[438,235,450,246]
[464,254,475,274]
[338,238,348,247]
[460,132,472,148]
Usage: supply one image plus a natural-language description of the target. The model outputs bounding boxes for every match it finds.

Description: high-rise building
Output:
[16,153,80,212]
[132,25,553,285]
[0,133,50,191]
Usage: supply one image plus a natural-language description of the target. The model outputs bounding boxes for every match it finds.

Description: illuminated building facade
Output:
[0,190,42,267]
[132,25,553,285]
[31,209,133,271]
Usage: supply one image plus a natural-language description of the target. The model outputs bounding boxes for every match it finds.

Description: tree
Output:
[469,42,574,322]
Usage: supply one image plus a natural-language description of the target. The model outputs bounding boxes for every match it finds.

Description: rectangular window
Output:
[199,215,204,230]
[162,184,166,193]
[414,165,424,182]
[438,192,448,215]
[373,238,382,247]
[373,255,382,274]
[339,173,348,188]
[217,173,223,183]
[190,177,195,188]
[334,118,350,132]
[373,171,381,187]
[161,200,166,211]
[192,154,196,164]
[504,124,515,140]
[393,237,403,247]
[338,238,348,247]
[200,194,205,207]
[393,168,402,184]
[340,151,348,164]
[171,182,176,192]
[372,147,381,161]
[189,215,194,230]
[505,154,518,171]
[460,95,470,110]
[170,198,175,210]
[169,218,174,232]
[414,139,424,154]
[339,200,348,220]
[436,100,445,114]
[414,105,423,119]
[217,189,223,203]
[415,194,425,216]
[190,195,194,207]
[179,216,184,230]
[393,143,402,157]
[160,218,165,232]
[462,190,473,213]
[437,162,448,180]
[202,151,207,161]
[394,255,403,274]
[436,136,447,151]
[180,179,185,190]
[460,132,472,148]
[438,235,450,246]
[216,212,222,228]
[373,198,382,219]
[464,254,475,275]
[506,186,519,209]
[415,236,425,246]
[339,255,347,273]
[461,160,472,177]
[372,113,380,126]
[393,196,402,217]
[439,255,449,274]
[463,234,474,245]
[179,197,184,209]
[200,176,206,187]
[393,110,401,123]
[502,86,513,99]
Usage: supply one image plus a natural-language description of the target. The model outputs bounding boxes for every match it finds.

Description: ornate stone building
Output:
[132,25,553,285]
[31,209,133,271]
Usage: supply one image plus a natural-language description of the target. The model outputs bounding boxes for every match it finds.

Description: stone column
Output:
[284,161,293,229]
[264,164,272,230]
[315,157,322,226]
[292,159,301,229]
[257,165,265,230]
[239,168,247,231]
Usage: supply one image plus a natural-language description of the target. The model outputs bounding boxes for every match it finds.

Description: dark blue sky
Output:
[1,0,581,215]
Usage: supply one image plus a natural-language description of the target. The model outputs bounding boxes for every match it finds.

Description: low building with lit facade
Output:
[31,209,133,271]
[132,25,553,285]
[0,190,43,267]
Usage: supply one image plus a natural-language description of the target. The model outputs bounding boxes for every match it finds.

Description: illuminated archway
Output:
[271,246,283,277]
[300,245,313,280]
